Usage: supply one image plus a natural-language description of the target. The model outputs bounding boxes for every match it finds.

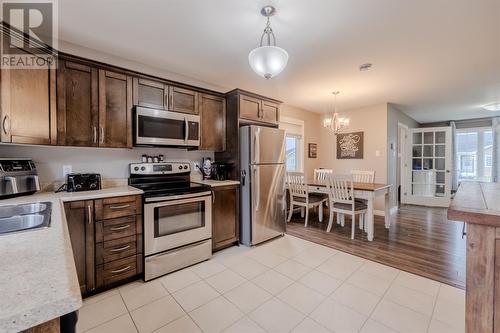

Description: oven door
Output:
[144,192,212,255]
[135,106,200,147]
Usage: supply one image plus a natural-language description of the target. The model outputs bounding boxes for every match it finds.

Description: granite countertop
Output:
[0,186,143,333]
[194,179,240,187]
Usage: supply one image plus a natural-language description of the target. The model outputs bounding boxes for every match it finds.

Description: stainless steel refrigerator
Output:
[240,125,286,246]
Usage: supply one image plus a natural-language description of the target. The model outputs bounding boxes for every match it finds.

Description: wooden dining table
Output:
[305,180,392,241]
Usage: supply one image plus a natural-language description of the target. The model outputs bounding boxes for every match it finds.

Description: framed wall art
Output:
[308,143,317,158]
[336,131,364,159]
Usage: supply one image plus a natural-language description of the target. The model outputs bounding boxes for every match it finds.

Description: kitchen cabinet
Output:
[133,77,168,110]
[98,70,133,148]
[212,185,239,251]
[64,200,95,294]
[169,86,199,114]
[238,91,280,125]
[199,93,226,151]
[57,60,99,146]
[0,49,57,145]
[261,100,280,124]
[65,195,142,296]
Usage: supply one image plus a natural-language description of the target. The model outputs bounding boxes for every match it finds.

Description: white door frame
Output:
[397,123,409,205]
[403,126,452,207]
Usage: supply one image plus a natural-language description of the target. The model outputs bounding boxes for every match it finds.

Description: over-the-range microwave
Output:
[134,106,200,147]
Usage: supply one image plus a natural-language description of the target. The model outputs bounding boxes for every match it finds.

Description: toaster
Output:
[66,173,101,192]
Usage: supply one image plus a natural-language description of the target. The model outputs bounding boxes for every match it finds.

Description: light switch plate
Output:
[62,165,72,178]
[375,150,381,157]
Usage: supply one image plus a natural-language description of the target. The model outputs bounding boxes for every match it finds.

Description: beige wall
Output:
[280,104,323,179]
[319,103,389,210]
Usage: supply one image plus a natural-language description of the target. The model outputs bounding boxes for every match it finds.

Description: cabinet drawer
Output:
[96,215,139,242]
[96,235,137,264]
[95,195,141,220]
[98,256,137,286]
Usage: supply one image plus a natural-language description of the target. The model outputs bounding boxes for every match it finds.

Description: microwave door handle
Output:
[184,117,189,143]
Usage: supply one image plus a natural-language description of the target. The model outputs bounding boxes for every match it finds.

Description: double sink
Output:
[0,202,52,235]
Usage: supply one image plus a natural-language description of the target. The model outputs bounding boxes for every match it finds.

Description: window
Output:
[279,117,304,172]
[456,128,492,182]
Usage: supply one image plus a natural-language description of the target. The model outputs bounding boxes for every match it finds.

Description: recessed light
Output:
[359,63,372,71]
[483,103,500,112]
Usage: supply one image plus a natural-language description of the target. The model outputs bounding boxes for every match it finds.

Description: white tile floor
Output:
[77,235,465,333]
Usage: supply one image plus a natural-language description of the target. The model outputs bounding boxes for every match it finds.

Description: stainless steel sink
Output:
[0,202,51,235]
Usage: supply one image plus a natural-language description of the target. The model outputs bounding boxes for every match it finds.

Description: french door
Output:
[403,127,452,207]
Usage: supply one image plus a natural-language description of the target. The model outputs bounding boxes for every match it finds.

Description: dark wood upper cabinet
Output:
[239,94,262,122]
[212,185,239,251]
[169,86,199,114]
[132,78,168,110]
[0,50,56,145]
[98,70,133,148]
[261,100,280,124]
[65,200,95,294]
[57,60,99,146]
[199,94,225,152]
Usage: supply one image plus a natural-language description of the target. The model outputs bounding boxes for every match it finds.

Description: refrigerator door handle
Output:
[253,127,261,164]
[253,166,260,211]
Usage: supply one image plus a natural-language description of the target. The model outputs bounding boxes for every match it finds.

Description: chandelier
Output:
[248,6,289,79]
[323,92,349,133]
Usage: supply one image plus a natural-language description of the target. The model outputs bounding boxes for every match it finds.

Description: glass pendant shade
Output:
[248,45,289,79]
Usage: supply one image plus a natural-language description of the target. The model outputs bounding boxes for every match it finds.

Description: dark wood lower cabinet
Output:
[212,185,239,251]
[65,195,142,297]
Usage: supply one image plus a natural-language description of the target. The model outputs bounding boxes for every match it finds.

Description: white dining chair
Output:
[325,174,367,239]
[287,172,328,227]
[350,170,375,230]
[314,168,333,181]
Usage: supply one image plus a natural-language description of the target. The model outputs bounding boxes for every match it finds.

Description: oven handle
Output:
[144,191,212,203]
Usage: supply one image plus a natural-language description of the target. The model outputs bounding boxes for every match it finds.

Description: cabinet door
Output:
[98,70,133,148]
[0,50,56,144]
[239,94,261,122]
[261,100,280,124]
[65,200,95,294]
[199,94,225,151]
[133,77,168,110]
[212,185,239,251]
[57,60,99,146]
[169,86,198,114]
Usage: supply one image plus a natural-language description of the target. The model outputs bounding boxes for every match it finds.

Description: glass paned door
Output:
[404,127,452,207]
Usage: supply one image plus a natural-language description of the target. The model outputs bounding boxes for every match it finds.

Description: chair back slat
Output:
[314,168,333,181]
[327,174,354,205]
[287,172,308,199]
[351,170,375,184]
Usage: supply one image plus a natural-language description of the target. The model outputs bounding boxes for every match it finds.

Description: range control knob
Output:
[178,165,183,170]
[183,165,188,170]
[134,166,139,171]
[141,166,146,171]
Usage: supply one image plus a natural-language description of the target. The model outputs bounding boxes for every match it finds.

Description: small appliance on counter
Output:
[66,173,101,192]
[211,162,230,181]
[0,158,40,199]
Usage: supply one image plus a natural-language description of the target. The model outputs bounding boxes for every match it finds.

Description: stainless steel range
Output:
[129,162,212,281]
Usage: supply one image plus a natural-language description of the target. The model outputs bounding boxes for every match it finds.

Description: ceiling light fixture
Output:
[323,91,350,134]
[483,103,500,112]
[248,5,289,79]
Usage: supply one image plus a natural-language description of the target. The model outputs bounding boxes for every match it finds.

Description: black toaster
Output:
[66,173,102,192]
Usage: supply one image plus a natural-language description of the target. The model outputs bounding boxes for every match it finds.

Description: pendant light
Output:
[248,5,289,79]
[323,92,350,134]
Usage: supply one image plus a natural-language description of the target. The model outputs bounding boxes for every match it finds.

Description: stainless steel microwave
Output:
[134,106,200,147]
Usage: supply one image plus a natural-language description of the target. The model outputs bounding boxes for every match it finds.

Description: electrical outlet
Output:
[62,165,72,178]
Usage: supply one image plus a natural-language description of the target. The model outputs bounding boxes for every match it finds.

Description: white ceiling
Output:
[58,0,500,123]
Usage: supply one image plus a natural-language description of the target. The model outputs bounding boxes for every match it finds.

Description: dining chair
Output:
[287,172,328,227]
[325,174,367,239]
[314,168,333,181]
[350,170,375,230]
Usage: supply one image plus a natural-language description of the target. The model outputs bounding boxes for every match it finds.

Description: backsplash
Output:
[0,144,213,182]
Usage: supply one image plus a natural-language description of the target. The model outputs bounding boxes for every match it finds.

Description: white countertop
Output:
[0,186,143,332]
[194,179,240,187]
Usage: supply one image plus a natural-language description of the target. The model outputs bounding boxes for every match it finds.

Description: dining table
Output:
[305,180,392,241]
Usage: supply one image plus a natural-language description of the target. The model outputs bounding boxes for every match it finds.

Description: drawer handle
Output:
[109,224,131,231]
[109,204,131,210]
[111,265,131,274]
[110,245,131,253]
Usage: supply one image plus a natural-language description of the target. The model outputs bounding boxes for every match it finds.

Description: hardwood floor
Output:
[286,204,466,289]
